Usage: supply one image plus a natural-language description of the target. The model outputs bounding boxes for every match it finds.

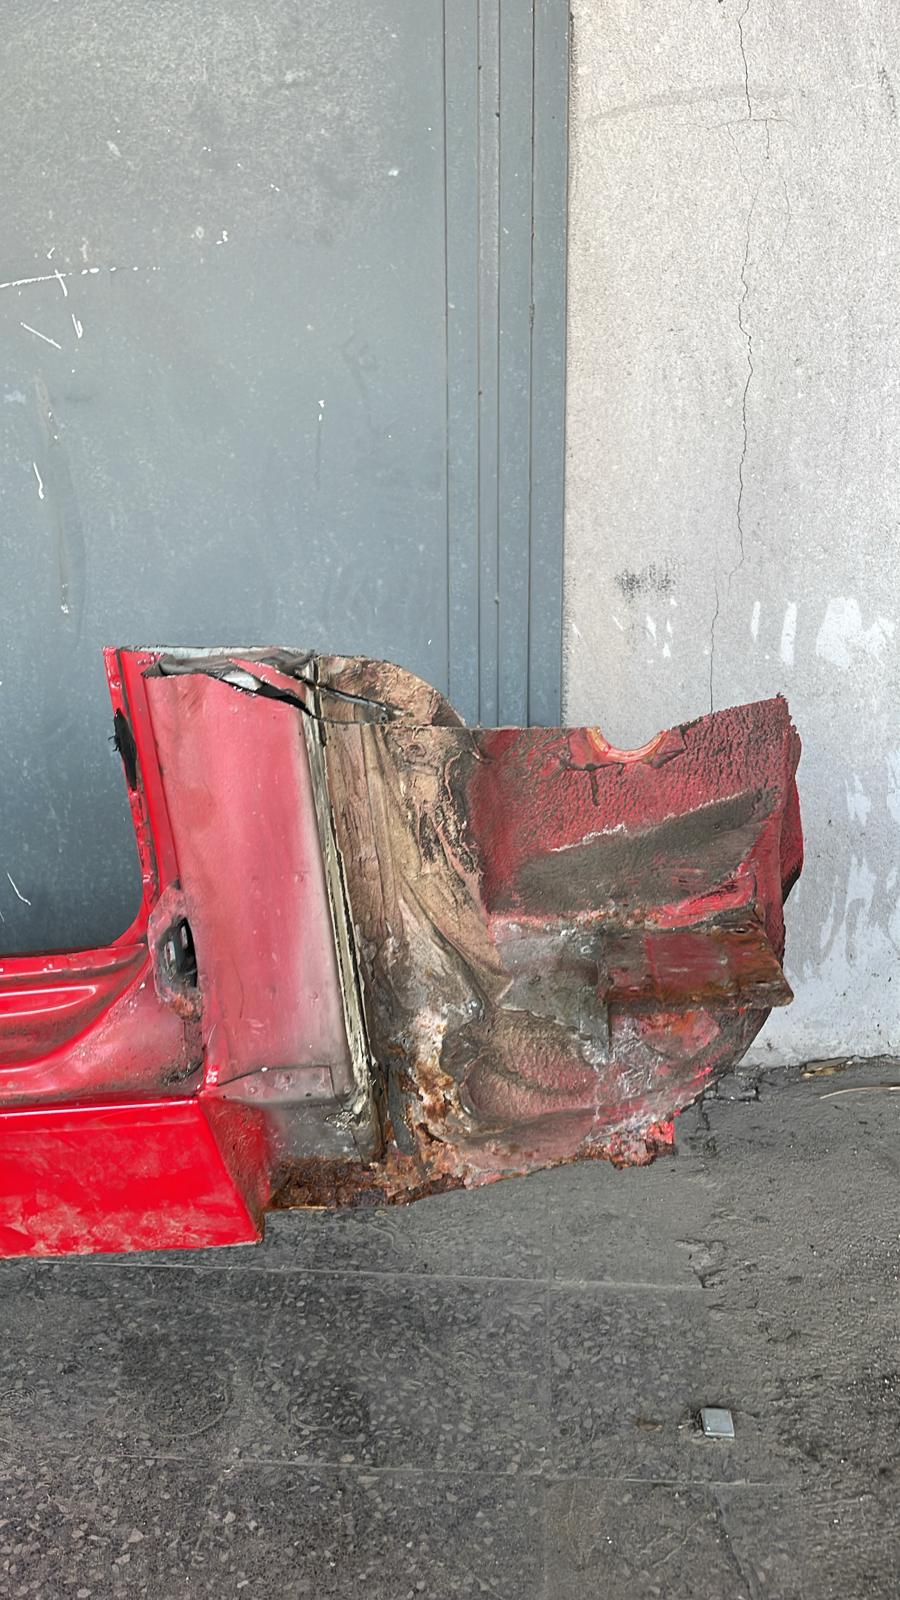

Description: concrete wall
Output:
[564,1,900,1063]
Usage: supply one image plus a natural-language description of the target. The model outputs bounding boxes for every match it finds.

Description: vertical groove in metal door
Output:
[444,0,567,727]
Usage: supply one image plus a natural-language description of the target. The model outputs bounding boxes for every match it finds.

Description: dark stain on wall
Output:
[615,562,676,601]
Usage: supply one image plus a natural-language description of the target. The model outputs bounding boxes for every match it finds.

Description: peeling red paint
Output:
[0,649,802,1254]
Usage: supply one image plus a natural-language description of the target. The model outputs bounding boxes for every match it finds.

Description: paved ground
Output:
[0,1059,898,1598]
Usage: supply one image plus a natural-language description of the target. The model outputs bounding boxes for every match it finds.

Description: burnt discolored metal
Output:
[310,655,801,1193]
[0,649,802,1253]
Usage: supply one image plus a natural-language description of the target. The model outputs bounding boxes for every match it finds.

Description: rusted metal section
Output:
[0,647,801,1255]
[270,1153,468,1210]
[269,1118,678,1211]
[314,656,802,1192]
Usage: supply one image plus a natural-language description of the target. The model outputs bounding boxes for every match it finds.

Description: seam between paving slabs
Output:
[54,1260,551,1287]
[713,1485,767,1600]
[55,1260,706,1291]
[540,1271,554,1600]
[0,1449,795,1490]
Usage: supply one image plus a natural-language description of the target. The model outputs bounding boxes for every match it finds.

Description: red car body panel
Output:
[0,648,802,1255]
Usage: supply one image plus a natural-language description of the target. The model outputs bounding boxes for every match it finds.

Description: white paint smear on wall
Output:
[816,597,895,669]
[779,602,798,667]
[845,774,871,827]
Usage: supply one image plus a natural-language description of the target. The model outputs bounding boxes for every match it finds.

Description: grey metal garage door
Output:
[0,0,567,951]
